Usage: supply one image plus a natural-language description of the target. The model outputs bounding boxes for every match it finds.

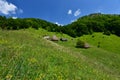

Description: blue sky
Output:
[0,0,120,25]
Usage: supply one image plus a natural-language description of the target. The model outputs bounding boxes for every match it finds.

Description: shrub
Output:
[103,31,111,36]
[92,35,95,38]
[76,39,85,48]
[97,42,101,48]
[97,44,100,48]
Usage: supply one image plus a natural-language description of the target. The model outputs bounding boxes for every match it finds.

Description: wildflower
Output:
[36,73,45,80]
[28,58,38,64]
[5,74,13,80]
[0,39,8,44]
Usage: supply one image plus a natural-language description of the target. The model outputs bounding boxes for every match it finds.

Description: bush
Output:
[92,35,95,38]
[103,31,111,36]
[76,39,85,48]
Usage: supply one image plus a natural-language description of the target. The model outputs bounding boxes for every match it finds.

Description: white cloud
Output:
[71,19,77,23]
[0,0,23,15]
[12,16,17,19]
[74,9,81,17]
[55,22,63,26]
[68,9,72,15]
[96,8,102,13]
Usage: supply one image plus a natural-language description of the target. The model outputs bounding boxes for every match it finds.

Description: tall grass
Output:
[0,29,119,79]
[57,32,120,79]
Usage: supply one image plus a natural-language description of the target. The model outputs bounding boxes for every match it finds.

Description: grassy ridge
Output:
[0,28,120,79]
[58,33,120,79]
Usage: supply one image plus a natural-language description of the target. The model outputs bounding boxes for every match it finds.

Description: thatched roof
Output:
[43,36,50,40]
[84,43,90,49]
[60,38,68,41]
[51,35,59,41]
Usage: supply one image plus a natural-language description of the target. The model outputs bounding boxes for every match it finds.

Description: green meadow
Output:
[0,28,120,80]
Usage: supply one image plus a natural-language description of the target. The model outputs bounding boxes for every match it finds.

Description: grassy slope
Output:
[0,28,120,80]
[58,33,120,79]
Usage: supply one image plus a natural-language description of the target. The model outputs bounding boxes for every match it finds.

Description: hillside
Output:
[1,13,120,38]
[63,13,120,37]
[0,28,120,79]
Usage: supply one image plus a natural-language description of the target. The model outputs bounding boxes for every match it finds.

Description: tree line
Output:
[0,16,59,31]
[0,13,120,37]
[62,13,120,37]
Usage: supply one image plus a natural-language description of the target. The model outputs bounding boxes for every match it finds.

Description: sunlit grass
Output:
[0,28,119,79]
[57,32,120,79]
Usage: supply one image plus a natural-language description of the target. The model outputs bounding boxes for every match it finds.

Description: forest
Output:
[0,13,120,37]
